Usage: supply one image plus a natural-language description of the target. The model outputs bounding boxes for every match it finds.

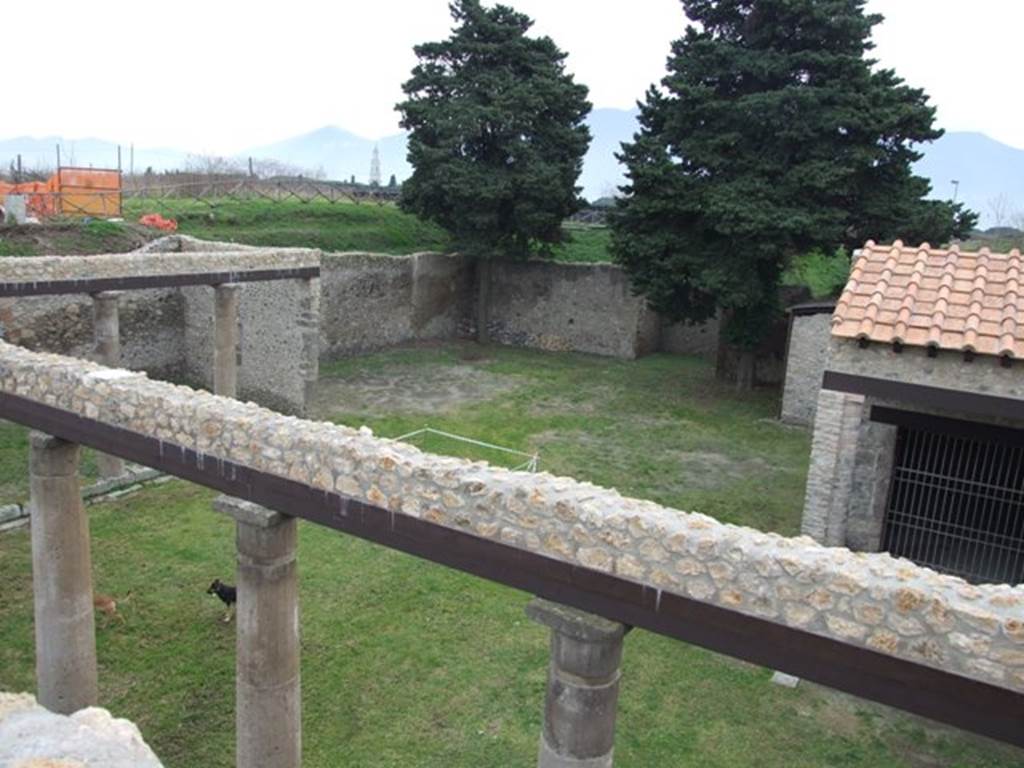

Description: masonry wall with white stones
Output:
[4,340,1024,694]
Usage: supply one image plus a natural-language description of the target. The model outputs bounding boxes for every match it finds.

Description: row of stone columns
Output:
[28,436,630,767]
[33,282,630,767]
[29,281,245,713]
[87,283,242,481]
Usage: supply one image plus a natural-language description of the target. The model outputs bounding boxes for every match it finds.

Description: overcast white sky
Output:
[5,1,1022,153]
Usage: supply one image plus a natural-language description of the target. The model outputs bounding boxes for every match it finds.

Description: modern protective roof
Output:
[832,240,1024,359]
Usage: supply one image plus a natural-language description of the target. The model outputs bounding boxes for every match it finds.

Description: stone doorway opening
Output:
[882,415,1024,585]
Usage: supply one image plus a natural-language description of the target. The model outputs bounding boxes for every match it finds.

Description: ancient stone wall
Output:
[319,252,471,358]
[484,260,661,359]
[660,316,721,359]
[781,310,834,426]
[0,290,185,381]
[0,247,320,414]
[5,341,1023,694]
[4,245,726,391]
[318,253,717,361]
[182,277,318,415]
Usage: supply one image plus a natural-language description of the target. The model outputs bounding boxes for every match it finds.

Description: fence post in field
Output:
[91,291,126,479]
[29,431,98,714]
[527,598,629,768]
[214,283,242,398]
[214,495,301,768]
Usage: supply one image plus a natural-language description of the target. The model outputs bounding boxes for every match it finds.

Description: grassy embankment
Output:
[0,198,611,263]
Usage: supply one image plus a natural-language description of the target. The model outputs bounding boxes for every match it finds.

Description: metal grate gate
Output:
[883,424,1024,585]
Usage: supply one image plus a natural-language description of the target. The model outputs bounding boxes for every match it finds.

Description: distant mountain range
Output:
[1,112,1021,228]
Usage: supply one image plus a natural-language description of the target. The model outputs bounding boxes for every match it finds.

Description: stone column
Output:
[214,283,241,398]
[29,431,98,714]
[92,291,125,479]
[526,598,628,768]
[214,496,300,768]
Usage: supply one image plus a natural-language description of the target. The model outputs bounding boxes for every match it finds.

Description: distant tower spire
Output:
[369,145,382,186]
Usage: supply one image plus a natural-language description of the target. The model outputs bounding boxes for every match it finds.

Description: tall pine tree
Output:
[612,0,976,386]
[397,0,591,342]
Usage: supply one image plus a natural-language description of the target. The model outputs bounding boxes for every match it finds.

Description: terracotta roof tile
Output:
[832,241,1024,359]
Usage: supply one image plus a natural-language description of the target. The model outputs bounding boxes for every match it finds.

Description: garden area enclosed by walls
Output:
[1,343,1019,768]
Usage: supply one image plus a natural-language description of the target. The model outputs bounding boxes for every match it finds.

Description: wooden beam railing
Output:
[0,266,320,298]
[3,389,1023,752]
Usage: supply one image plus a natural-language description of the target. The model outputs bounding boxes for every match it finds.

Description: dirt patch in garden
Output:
[667,450,773,490]
[311,364,521,418]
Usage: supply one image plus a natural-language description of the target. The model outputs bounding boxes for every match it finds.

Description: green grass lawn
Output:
[125,197,611,263]
[0,346,1019,767]
[124,197,452,255]
[0,421,100,504]
[554,224,612,263]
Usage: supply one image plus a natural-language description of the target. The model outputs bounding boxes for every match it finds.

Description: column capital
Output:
[213,494,289,528]
[526,598,627,643]
[28,431,79,477]
[90,290,125,301]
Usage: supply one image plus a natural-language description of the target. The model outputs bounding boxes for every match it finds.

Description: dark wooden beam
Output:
[823,370,1024,424]
[0,266,320,298]
[788,301,837,317]
[1,390,1022,749]
[871,406,1024,447]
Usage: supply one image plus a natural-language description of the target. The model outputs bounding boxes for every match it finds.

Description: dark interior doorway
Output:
[881,415,1024,585]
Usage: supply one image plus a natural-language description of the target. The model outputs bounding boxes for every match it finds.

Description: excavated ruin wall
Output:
[0,289,185,381]
[3,341,1023,694]
[318,252,472,358]
[1,243,722,401]
[0,248,320,414]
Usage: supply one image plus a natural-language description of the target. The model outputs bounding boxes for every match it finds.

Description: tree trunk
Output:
[735,350,755,391]
[476,259,492,345]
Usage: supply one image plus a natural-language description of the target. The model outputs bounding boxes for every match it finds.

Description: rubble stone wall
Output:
[319,252,471,358]
[0,289,185,381]
[3,341,1023,694]
[781,311,834,426]
[0,247,320,414]
[485,260,660,359]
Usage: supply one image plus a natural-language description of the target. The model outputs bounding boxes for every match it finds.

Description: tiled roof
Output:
[832,241,1024,359]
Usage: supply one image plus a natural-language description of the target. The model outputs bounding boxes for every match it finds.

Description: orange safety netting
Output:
[138,213,177,231]
[0,177,58,217]
[0,168,121,218]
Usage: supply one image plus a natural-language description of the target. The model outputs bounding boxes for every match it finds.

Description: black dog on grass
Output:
[207,579,237,623]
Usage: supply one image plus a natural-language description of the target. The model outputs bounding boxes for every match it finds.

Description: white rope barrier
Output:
[392,427,539,472]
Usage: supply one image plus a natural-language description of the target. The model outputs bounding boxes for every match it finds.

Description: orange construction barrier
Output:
[0,167,121,219]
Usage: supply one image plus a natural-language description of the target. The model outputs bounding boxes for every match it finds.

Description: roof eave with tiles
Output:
[832,240,1024,360]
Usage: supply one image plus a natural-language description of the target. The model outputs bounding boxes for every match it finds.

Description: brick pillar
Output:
[527,598,628,768]
[801,388,866,545]
[214,496,300,768]
[92,291,125,479]
[214,283,241,398]
[29,431,98,714]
